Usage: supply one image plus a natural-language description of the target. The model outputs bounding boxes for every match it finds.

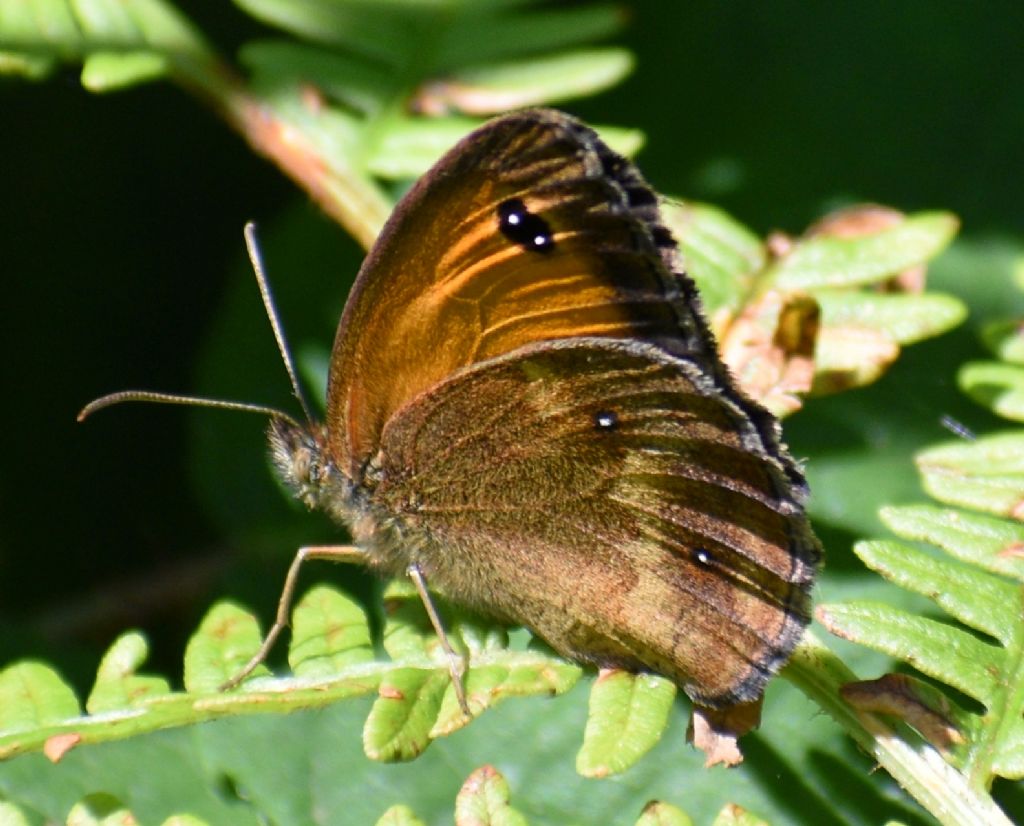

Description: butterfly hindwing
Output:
[370,338,817,706]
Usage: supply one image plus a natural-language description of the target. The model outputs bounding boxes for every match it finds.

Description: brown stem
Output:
[168,49,392,249]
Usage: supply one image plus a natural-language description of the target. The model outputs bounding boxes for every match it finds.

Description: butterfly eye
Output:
[497,198,555,252]
[593,410,619,430]
[306,458,322,485]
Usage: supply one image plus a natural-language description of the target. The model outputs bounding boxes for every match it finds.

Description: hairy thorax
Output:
[267,416,426,579]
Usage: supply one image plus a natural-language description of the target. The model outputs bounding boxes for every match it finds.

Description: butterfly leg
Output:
[219,544,369,691]
[407,562,471,717]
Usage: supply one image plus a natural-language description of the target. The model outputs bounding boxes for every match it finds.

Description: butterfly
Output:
[83,108,820,715]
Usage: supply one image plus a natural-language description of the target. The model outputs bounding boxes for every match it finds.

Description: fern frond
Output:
[0,0,213,86]
[0,584,581,765]
[813,297,1024,823]
[665,202,964,416]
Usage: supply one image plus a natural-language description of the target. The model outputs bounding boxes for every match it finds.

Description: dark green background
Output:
[1,2,1023,822]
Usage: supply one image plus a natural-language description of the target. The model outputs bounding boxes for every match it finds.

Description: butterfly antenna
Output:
[78,391,303,427]
[244,222,316,425]
[79,223,314,429]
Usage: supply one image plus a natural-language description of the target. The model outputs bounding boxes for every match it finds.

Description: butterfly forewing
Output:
[327,111,708,476]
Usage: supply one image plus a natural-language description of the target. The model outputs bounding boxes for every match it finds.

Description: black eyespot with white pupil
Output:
[593,410,618,430]
[498,198,554,252]
[693,547,713,566]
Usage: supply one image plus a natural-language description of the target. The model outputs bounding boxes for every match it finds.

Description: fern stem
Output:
[783,633,1012,826]
[165,47,392,250]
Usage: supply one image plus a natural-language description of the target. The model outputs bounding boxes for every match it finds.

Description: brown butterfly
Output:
[82,108,820,715]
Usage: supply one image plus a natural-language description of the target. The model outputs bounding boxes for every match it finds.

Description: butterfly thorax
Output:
[268,416,415,577]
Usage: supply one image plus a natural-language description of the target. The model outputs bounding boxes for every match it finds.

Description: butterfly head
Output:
[268,416,348,516]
